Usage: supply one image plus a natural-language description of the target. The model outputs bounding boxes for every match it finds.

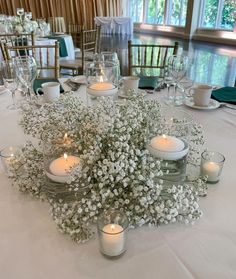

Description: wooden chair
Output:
[48,17,66,33]
[67,23,84,55]
[4,42,60,79]
[0,32,35,60]
[60,26,101,76]
[128,40,179,78]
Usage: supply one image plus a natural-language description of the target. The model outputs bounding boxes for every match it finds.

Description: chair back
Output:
[0,32,35,60]
[48,17,66,33]
[4,42,60,79]
[81,26,101,70]
[68,23,84,48]
[128,40,179,77]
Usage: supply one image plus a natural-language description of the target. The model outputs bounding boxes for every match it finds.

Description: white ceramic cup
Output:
[122,76,140,93]
[190,84,213,107]
[36,82,60,102]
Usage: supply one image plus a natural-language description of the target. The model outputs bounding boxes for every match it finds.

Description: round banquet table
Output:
[0,81,236,279]
[0,35,75,62]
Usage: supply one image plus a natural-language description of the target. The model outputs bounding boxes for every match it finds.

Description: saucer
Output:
[70,76,86,84]
[184,98,220,110]
[118,89,147,99]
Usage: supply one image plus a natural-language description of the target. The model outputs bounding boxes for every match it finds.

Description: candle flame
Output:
[63,133,68,140]
[64,153,68,160]
[98,75,104,82]
[110,224,115,231]
[162,134,167,139]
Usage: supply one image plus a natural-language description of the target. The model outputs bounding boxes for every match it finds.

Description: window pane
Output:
[130,0,143,23]
[145,0,165,24]
[169,0,188,26]
[202,0,219,28]
[220,0,235,30]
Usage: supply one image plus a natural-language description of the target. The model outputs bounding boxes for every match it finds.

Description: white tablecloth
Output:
[0,82,236,278]
[95,17,133,35]
[0,35,75,62]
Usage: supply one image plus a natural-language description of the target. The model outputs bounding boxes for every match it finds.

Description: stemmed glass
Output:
[16,8,24,18]
[167,55,189,106]
[1,61,19,109]
[14,56,38,100]
[24,12,32,20]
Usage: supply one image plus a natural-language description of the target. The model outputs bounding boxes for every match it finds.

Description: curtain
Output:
[0,0,122,29]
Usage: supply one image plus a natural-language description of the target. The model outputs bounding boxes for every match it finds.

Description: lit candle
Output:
[90,82,115,91]
[148,135,188,160]
[201,161,220,182]
[150,135,184,152]
[49,153,80,176]
[87,82,118,97]
[101,224,124,257]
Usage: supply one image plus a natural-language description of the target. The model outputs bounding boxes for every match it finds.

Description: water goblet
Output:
[167,55,189,106]
[16,8,24,17]
[14,56,37,100]
[24,12,32,20]
[1,61,19,110]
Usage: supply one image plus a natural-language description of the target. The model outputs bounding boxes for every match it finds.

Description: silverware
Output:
[65,79,81,91]
[219,103,236,110]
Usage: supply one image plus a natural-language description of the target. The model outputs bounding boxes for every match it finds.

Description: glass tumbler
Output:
[97,209,129,258]
[201,151,225,183]
[0,146,19,175]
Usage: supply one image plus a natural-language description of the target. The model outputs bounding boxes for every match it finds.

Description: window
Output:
[129,0,144,23]
[130,0,188,27]
[145,0,165,24]
[169,0,188,26]
[201,0,236,30]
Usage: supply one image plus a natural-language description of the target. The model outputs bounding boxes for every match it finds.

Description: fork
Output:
[219,103,236,110]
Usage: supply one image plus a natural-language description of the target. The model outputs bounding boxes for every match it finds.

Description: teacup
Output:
[36,82,60,103]
[190,84,213,107]
[122,76,140,93]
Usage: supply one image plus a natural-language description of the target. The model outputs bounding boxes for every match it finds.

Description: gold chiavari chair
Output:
[4,42,60,79]
[68,23,84,48]
[60,26,101,76]
[128,40,179,78]
[0,32,35,60]
[48,17,66,33]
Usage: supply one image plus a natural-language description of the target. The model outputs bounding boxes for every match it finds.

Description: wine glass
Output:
[24,12,32,20]
[1,61,19,109]
[16,8,24,17]
[14,56,38,100]
[167,55,189,106]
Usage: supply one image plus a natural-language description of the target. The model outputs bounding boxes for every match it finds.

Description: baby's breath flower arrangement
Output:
[9,95,206,243]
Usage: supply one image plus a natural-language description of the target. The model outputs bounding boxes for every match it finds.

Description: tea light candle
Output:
[90,82,115,91]
[202,161,220,182]
[49,153,80,176]
[87,82,118,97]
[101,224,124,257]
[150,135,184,152]
[148,135,187,160]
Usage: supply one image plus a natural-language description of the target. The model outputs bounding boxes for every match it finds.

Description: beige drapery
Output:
[0,0,122,29]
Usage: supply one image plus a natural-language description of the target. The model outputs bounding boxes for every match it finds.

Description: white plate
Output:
[184,98,220,110]
[70,76,86,84]
[0,86,8,95]
[118,89,147,99]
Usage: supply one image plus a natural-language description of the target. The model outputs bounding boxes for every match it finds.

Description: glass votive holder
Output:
[85,61,119,106]
[97,209,129,258]
[201,151,225,183]
[0,146,19,175]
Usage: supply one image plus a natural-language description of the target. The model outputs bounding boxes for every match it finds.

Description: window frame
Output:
[199,0,235,31]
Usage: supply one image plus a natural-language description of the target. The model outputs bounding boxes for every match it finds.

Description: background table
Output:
[0,83,236,278]
[95,17,133,35]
